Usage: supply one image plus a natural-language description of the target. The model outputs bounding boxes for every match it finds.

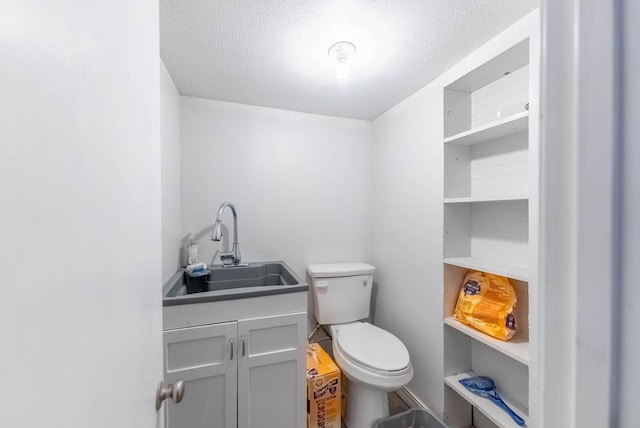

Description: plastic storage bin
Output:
[185,269,210,294]
[374,408,447,428]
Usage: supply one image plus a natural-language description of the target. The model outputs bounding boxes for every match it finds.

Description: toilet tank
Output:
[307,263,375,325]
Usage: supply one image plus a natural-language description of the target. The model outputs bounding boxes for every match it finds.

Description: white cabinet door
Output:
[237,312,307,428]
[164,322,238,428]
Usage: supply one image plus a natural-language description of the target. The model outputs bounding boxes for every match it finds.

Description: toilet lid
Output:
[335,323,410,372]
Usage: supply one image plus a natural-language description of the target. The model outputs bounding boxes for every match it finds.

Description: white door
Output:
[0,1,164,426]
[164,322,238,428]
[237,312,307,428]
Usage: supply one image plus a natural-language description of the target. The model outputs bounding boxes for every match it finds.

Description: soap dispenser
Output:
[187,235,198,265]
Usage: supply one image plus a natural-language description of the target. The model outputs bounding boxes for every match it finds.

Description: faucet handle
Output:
[220,253,235,266]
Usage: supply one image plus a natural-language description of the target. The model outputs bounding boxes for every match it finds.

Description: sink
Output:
[163,261,308,306]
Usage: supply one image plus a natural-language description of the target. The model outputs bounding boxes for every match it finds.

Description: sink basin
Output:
[163,261,308,306]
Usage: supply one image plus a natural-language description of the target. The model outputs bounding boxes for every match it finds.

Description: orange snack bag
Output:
[454,271,518,341]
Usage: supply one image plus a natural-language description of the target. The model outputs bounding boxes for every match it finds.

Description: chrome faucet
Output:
[211,201,244,267]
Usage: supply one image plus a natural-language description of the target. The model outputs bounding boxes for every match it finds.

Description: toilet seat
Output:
[330,322,414,391]
[334,322,410,373]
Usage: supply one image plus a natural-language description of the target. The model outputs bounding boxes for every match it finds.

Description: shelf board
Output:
[444,195,528,204]
[446,39,529,92]
[444,111,529,146]
[445,371,529,428]
[444,317,529,365]
[443,257,528,282]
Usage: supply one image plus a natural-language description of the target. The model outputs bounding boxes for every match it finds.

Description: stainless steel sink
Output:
[163,261,308,306]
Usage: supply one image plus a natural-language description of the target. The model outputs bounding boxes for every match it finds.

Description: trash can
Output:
[374,408,447,428]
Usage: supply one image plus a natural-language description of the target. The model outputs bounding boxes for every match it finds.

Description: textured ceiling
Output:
[160,0,538,120]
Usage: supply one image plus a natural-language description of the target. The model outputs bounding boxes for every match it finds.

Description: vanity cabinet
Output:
[163,311,307,428]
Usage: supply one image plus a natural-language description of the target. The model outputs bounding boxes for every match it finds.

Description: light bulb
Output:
[328,41,356,80]
[336,57,350,79]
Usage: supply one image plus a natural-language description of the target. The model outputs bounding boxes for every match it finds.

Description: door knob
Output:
[156,380,185,410]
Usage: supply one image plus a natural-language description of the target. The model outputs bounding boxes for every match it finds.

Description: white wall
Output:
[372,82,445,413]
[539,1,628,426]
[180,96,373,284]
[0,1,162,427]
[161,61,182,283]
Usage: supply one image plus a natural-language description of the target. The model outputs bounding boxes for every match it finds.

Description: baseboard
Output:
[396,387,427,409]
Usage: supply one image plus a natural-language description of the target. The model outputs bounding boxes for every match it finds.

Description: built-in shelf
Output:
[444,317,529,365]
[444,111,529,146]
[442,16,538,427]
[444,371,529,428]
[444,257,529,282]
[444,195,529,204]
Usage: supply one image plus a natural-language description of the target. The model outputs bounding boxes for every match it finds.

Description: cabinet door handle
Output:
[229,338,234,360]
[241,335,246,357]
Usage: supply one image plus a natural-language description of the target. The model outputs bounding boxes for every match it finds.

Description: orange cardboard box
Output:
[306,343,341,428]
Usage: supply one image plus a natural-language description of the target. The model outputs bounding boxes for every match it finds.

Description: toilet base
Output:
[344,377,390,428]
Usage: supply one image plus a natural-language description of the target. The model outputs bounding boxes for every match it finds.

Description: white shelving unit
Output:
[444,111,529,146]
[444,257,528,282]
[445,372,529,428]
[442,11,540,428]
[444,195,528,204]
[444,317,529,365]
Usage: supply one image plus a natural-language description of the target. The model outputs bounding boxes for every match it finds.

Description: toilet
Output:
[307,263,413,428]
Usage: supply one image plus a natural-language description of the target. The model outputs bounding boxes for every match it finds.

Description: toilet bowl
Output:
[330,322,413,428]
[307,263,413,428]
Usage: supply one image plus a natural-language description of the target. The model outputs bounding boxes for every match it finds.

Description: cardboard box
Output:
[341,372,348,421]
[306,343,341,428]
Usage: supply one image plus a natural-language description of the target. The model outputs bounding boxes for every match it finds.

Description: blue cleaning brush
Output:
[459,376,525,426]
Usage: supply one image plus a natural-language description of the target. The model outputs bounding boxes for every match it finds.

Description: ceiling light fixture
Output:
[328,41,356,80]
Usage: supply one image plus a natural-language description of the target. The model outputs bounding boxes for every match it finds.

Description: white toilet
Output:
[307,263,413,428]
